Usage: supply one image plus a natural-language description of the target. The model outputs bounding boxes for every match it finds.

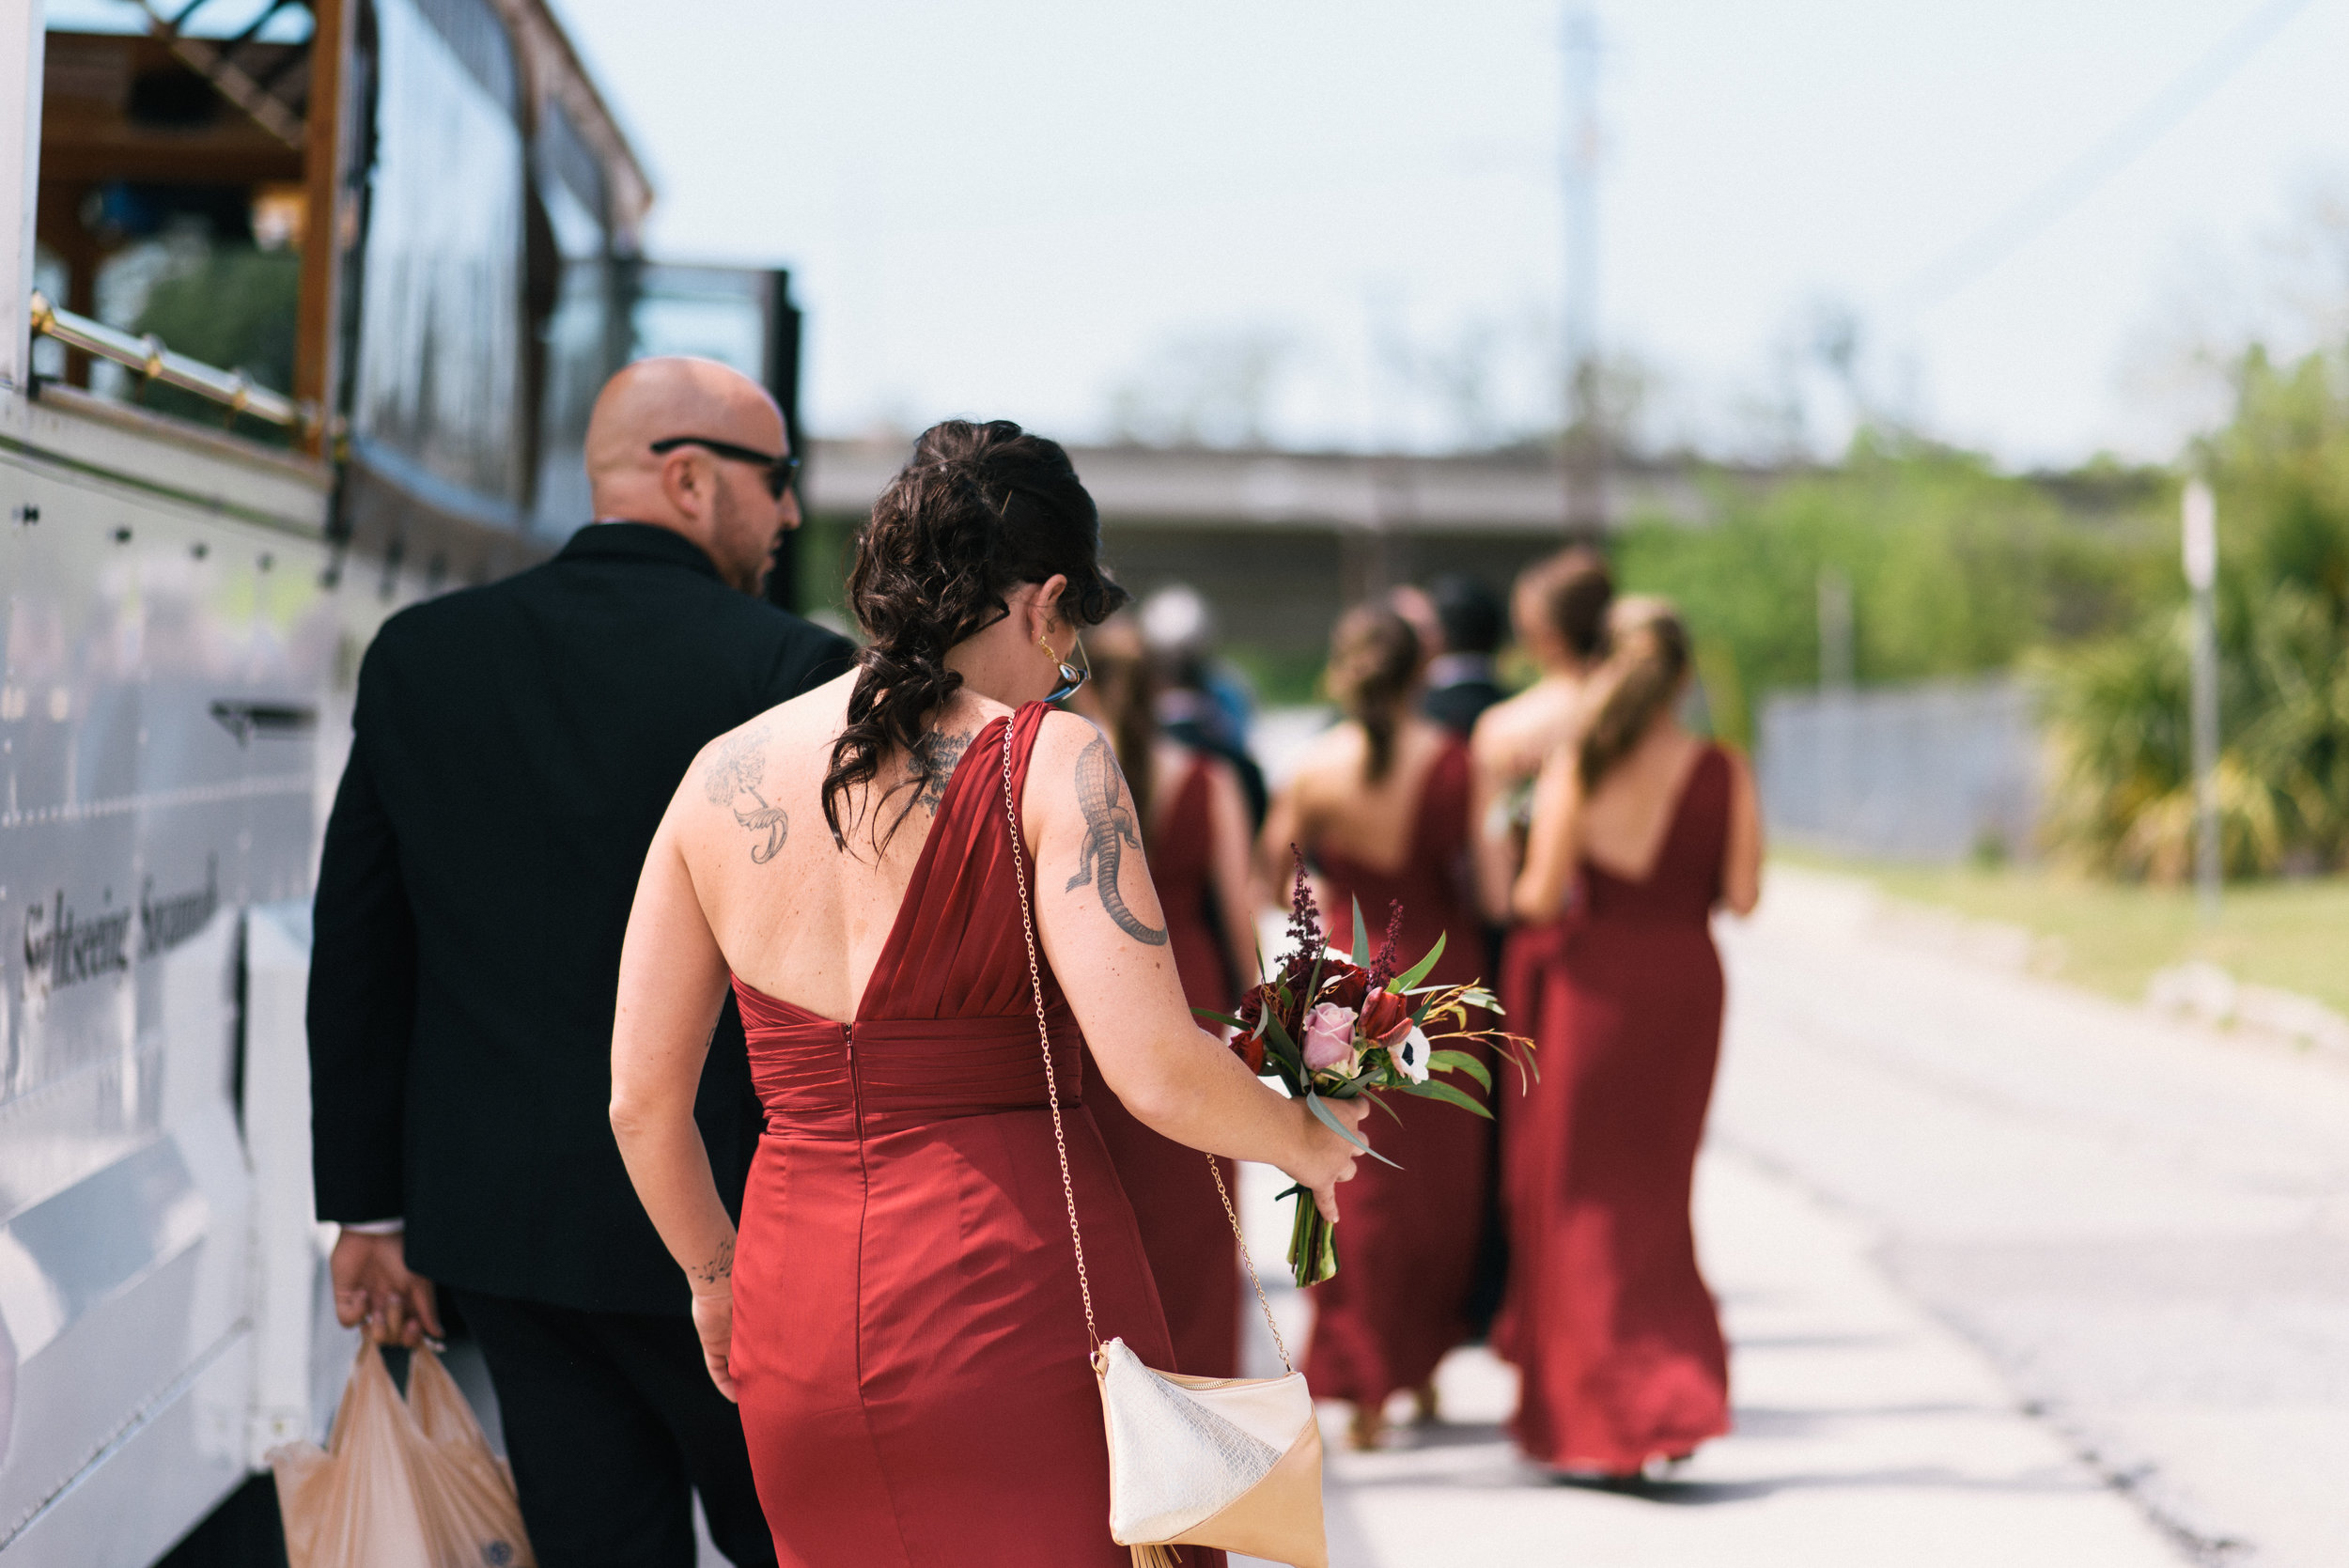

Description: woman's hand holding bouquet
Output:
[1200,853,1535,1286]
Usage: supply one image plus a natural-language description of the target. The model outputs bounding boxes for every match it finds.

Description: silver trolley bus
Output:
[0,2,802,1560]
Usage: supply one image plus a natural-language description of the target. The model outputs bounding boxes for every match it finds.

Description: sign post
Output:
[2182,478,2220,923]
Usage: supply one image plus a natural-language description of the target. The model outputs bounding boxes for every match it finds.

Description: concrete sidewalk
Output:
[1231,1143,2185,1568]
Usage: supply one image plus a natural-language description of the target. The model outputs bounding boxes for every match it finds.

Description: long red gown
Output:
[1299,737,1492,1414]
[1501,745,1733,1473]
[1083,752,1245,1375]
[728,705,1221,1567]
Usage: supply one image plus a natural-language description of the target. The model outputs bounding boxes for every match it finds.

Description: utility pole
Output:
[1817,567,1855,691]
[1560,5,1605,542]
[2183,479,2221,921]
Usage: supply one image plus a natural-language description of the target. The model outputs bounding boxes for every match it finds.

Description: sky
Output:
[550,0,2349,468]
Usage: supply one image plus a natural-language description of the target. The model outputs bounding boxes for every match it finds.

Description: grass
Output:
[1776,850,2349,1018]
[1223,644,1332,709]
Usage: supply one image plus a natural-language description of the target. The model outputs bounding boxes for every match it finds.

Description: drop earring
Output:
[1040,630,1088,705]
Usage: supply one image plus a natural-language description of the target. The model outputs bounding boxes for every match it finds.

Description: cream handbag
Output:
[1003,732,1330,1568]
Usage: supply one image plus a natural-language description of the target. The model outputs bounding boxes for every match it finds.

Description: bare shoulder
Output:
[1715,739,1756,790]
[1029,706,1108,780]
[679,675,852,863]
[690,675,849,800]
[1293,719,1363,784]
[1470,684,1538,758]
[1474,679,1575,771]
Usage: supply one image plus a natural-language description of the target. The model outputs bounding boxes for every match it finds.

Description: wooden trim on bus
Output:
[295,0,354,458]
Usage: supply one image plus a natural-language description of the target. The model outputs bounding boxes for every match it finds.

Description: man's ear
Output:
[661,450,707,520]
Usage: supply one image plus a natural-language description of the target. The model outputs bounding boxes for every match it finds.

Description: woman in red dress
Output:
[609,421,1365,1566]
[1504,596,1763,1478]
[1470,550,1612,1357]
[1070,619,1260,1376]
[1261,604,1489,1451]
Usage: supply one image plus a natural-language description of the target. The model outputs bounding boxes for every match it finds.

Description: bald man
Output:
[307,358,851,1566]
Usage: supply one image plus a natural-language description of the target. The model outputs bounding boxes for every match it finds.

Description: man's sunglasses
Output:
[649,436,801,500]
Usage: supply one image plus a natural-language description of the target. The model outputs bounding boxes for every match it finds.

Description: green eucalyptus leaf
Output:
[1397,1078,1494,1118]
[1392,932,1448,992]
[1428,1048,1492,1092]
[1351,897,1372,967]
[1308,1091,1404,1168]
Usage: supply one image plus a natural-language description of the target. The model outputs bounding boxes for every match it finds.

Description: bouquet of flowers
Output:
[1198,853,1535,1287]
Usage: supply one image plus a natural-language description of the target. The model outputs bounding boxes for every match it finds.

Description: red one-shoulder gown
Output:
[1501,745,1733,1474]
[727,705,1221,1567]
[1300,737,1492,1414]
[1083,752,1245,1376]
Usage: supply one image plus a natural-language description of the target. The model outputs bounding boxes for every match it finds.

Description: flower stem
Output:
[1287,1190,1339,1287]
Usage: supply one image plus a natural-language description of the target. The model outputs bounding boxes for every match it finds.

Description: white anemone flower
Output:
[1391,1024,1432,1083]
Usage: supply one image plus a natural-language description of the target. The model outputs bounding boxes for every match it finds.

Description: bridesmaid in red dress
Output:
[1261,605,1490,1451]
[1504,596,1763,1479]
[609,421,1365,1566]
[1071,619,1261,1376]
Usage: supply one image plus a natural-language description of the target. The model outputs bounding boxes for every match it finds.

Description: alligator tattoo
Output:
[1066,735,1167,946]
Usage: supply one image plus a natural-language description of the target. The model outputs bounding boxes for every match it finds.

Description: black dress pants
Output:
[449,1289,776,1568]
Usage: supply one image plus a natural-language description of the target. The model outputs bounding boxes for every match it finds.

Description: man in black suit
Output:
[308,358,853,1567]
[1419,574,1509,737]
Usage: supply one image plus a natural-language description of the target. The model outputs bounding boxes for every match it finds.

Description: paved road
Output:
[1232,1138,2184,1568]
[1227,862,2348,1567]
[1705,867,2349,1568]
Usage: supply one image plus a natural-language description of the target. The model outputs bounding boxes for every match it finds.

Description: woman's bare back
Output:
[1279,716,1452,877]
[1576,722,1708,884]
[677,672,1015,1021]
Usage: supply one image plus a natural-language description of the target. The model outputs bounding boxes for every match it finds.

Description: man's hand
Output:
[331,1228,443,1348]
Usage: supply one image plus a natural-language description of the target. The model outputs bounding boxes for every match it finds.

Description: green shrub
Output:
[2040,347,2349,877]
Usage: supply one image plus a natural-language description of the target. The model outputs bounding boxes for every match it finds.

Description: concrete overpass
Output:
[803,440,1775,655]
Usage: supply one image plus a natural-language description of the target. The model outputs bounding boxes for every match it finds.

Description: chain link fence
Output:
[1757,677,2040,863]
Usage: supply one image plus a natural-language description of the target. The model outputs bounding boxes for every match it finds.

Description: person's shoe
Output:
[1347,1404,1388,1451]
[1550,1467,1647,1492]
[1410,1383,1441,1426]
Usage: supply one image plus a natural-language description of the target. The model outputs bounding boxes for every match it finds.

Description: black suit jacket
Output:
[1425,677,1506,737]
[308,523,855,1314]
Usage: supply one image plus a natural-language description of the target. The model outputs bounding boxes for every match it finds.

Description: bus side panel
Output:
[0,431,359,1564]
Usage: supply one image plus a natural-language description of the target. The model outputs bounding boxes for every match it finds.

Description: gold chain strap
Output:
[999,708,1293,1376]
[1207,1142,1293,1374]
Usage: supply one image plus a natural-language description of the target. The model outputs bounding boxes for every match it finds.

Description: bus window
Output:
[527,98,617,538]
[34,4,315,439]
[348,0,528,519]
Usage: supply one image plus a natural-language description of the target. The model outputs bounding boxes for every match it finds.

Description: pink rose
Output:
[1301,1001,1359,1071]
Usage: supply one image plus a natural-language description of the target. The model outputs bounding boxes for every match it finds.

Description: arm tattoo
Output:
[910,728,972,814]
[704,725,788,864]
[1066,735,1168,946]
[690,1234,735,1286]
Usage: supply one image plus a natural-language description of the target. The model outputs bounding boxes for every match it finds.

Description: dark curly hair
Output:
[823,419,1128,851]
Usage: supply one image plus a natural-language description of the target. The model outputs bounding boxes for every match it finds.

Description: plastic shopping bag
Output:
[268,1337,536,1568]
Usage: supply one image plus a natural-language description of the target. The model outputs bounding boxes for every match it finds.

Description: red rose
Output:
[1359,986,1411,1044]
[1231,1026,1267,1076]
[1319,961,1369,1012]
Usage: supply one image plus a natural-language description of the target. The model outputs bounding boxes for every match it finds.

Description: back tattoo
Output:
[704,724,788,864]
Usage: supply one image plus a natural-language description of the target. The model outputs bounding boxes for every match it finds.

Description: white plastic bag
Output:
[269,1338,536,1568]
